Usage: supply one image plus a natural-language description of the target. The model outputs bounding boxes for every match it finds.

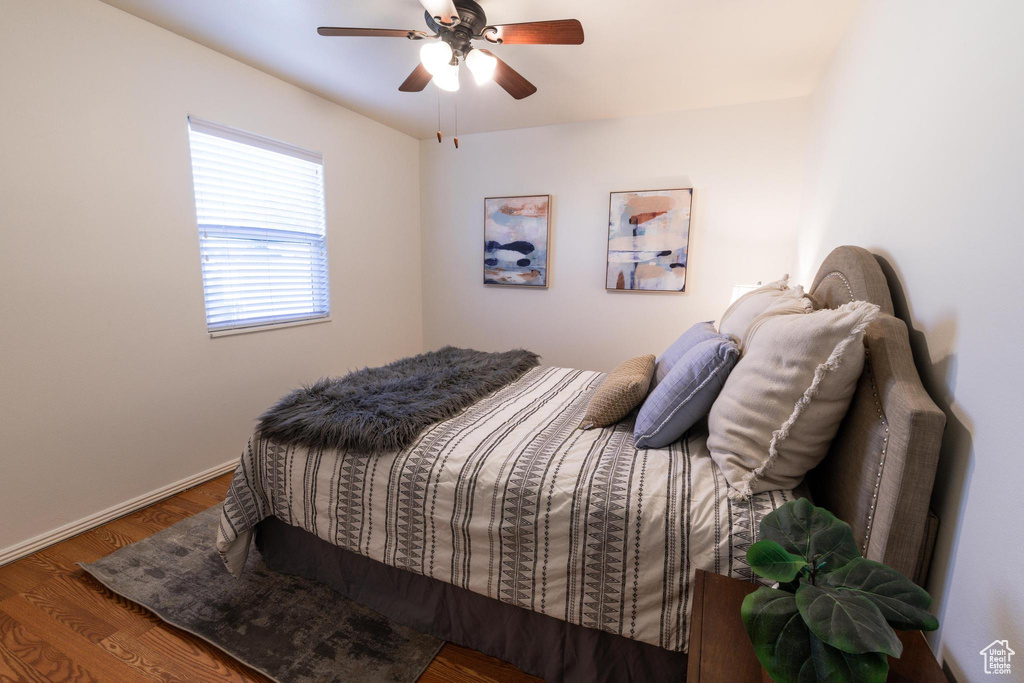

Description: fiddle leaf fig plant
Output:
[741,499,938,682]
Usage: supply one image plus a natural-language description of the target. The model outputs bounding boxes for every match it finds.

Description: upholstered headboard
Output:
[806,246,945,585]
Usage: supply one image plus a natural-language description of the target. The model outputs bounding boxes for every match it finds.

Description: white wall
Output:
[796,1,1024,679]
[420,99,809,371]
[4,1,1014,676]
[0,0,422,553]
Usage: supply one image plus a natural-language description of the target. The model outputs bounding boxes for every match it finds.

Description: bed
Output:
[215,246,945,682]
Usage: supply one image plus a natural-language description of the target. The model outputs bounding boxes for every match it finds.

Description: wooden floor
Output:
[0,474,542,682]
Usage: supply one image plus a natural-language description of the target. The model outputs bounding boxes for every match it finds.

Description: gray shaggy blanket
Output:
[256,346,540,454]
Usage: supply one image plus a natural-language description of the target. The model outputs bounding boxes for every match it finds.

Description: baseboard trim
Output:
[0,459,238,567]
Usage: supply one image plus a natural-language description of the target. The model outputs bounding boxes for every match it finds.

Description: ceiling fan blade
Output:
[480,50,537,100]
[318,27,428,39]
[419,0,460,26]
[398,63,433,92]
[482,19,584,45]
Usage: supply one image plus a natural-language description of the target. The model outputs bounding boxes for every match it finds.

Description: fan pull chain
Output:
[453,90,459,149]
[436,88,442,143]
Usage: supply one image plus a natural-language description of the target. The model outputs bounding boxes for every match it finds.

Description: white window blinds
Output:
[187,117,329,333]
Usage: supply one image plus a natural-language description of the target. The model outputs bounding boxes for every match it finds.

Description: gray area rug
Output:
[81,506,443,683]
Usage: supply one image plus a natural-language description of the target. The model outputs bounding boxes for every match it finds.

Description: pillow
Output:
[652,322,722,389]
[707,300,880,499]
[735,294,815,350]
[580,354,656,430]
[635,334,740,448]
[717,276,811,345]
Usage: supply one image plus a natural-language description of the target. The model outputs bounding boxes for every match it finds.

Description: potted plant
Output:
[741,499,939,682]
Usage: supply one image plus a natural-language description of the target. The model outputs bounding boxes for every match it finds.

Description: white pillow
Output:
[708,300,880,499]
[717,276,811,346]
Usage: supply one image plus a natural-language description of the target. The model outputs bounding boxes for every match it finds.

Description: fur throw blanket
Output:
[256,346,540,454]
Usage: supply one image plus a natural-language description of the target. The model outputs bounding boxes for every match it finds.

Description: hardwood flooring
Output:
[0,474,541,682]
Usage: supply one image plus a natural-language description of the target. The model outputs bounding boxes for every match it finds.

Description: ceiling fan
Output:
[317,0,584,100]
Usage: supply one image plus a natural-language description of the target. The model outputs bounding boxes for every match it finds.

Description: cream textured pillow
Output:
[580,354,656,429]
[718,276,811,346]
[707,301,880,499]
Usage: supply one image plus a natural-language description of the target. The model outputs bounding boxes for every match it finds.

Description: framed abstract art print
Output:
[483,195,550,288]
[606,188,692,292]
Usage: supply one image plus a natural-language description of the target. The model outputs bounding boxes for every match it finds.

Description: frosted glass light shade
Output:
[432,62,460,92]
[420,40,453,76]
[465,48,497,84]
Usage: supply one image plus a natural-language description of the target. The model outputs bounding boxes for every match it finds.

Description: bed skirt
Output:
[255,516,688,683]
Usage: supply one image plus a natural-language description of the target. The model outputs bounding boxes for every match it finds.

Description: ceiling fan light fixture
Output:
[432,62,460,92]
[420,40,453,76]
[318,4,584,100]
[465,48,497,84]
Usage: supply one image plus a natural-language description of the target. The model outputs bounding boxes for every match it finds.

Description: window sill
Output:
[208,316,331,338]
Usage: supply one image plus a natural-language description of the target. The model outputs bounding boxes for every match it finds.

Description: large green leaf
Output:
[747,540,809,582]
[796,580,903,656]
[809,632,889,682]
[759,498,860,574]
[825,557,939,631]
[741,587,816,682]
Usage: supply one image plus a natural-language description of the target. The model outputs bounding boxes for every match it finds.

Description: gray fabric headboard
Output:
[806,246,945,585]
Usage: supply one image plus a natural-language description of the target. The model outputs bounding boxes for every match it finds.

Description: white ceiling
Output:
[99,0,860,139]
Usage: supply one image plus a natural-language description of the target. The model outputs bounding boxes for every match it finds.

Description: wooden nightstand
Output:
[686,569,946,682]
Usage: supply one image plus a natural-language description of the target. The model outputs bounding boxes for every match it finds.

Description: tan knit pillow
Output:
[718,276,811,347]
[580,355,656,429]
[708,301,880,499]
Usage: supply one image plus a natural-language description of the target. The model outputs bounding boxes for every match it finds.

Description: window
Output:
[187,117,329,334]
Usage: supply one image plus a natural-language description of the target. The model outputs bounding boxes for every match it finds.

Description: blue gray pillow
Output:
[651,322,726,390]
[636,325,740,449]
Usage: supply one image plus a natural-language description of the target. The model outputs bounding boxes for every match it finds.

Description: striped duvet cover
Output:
[216,366,793,652]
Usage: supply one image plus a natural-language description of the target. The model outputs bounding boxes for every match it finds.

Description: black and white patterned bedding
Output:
[217,366,792,651]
